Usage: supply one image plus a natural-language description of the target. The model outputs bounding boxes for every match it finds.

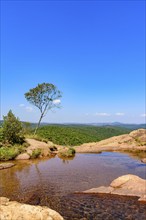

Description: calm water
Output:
[0,152,146,219]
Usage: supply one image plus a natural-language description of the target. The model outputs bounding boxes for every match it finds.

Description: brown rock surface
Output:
[83,174,146,201]
[141,158,146,163]
[15,153,30,160]
[25,138,59,157]
[76,129,146,153]
[0,163,15,170]
[0,197,64,220]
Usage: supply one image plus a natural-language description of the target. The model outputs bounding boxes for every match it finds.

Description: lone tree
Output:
[25,83,62,135]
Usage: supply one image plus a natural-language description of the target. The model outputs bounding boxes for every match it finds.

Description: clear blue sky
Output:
[1,0,145,124]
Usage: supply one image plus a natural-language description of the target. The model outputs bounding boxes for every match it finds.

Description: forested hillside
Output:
[36,125,130,146]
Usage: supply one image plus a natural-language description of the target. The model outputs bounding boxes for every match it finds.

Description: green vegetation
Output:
[30,149,41,159]
[2,110,24,144]
[58,147,76,158]
[0,144,25,161]
[35,125,130,146]
[0,111,28,161]
[25,83,62,135]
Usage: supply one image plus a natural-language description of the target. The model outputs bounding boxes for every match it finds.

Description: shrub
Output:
[0,144,25,161]
[58,147,76,158]
[2,110,24,144]
[30,149,41,159]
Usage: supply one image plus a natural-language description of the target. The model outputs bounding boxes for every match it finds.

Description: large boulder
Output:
[0,197,64,220]
[83,174,146,201]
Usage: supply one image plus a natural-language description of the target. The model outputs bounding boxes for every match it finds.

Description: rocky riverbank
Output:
[76,129,146,156]
[0,197,64,220]
[82,174,146,202]
[14,138,75,160]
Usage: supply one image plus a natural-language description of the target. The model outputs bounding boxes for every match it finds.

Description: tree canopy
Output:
[25,83,62,134]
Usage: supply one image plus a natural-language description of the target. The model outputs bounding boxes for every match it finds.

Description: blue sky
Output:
[1,0,145,124]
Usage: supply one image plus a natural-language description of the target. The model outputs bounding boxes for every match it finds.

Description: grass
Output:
[34,125,130,146]
[0,144,26,161]
[30,149,41,159]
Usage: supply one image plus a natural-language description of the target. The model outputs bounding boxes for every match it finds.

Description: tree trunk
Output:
[33,114,43,136]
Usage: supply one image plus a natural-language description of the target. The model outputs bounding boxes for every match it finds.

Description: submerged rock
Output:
[0,163,15,170]
[83,174,146,202]
[0,197,64,220]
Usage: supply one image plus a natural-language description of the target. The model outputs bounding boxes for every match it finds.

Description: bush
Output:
[2,110,24,144]
[0,144,25,161]
[30,149,41,159]
[58,147,76,158]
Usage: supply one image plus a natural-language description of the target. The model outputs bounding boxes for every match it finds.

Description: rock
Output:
[110,174,140,188]
[82,175,146,201]
[0,197,10,205]
[0,163,15,170]
[76,129,146,153]
[141,158,146,163]
[138,195,146,202]
[83,186,113,194]
[15,153,30,160]
[0,197,64,220]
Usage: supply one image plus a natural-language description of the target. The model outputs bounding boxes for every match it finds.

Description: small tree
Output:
[25,83,62,135]
[3,110,24,144]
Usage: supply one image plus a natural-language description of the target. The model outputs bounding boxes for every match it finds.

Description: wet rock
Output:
[138,195,146,202]
[0,163,15,170]
[83,186,113,194]
[82,175,146,201]
[0,197,64,220]
[15,153,30,160]
[141,158,146,163]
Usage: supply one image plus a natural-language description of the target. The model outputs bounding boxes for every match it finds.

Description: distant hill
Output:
[89,122,146,130]
[0,120,145,130]
[36,125,131,146]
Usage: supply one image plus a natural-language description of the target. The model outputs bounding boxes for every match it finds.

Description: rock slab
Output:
[15,153,30,160]
[83,174,146,202]
[0,197,64,220]
[0,163,15,170]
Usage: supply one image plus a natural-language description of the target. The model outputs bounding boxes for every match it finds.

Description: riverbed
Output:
[0,152,146,219]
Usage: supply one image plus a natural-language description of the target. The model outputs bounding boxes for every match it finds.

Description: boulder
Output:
[0,163,15,170]
[83,174,146,201]
[0,197,64,220]
[141,158,146,163]
[15,153,30,160]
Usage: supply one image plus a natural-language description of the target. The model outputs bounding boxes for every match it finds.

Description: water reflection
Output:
[59,155,75,164]
[0,152,146,204]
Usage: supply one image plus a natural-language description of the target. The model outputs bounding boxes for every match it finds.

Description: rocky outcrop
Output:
[25,139,58,157]
[0,197,64,220]
[83,174,146,202]
[0,163,15,170]
[15,153,30,160]
[76,129,146,153]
